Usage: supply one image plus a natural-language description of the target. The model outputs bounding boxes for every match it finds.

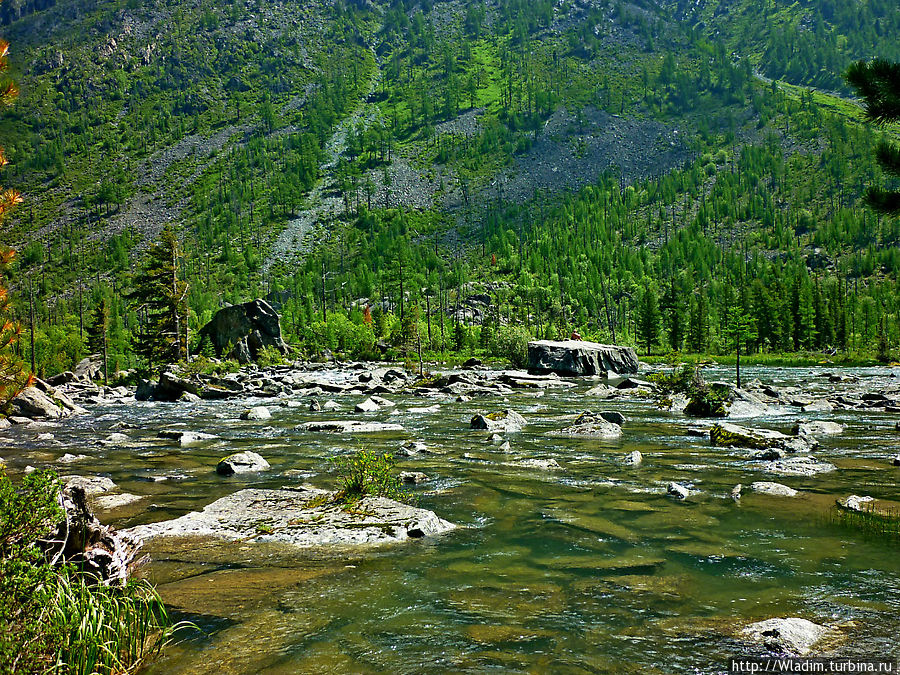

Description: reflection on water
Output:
[3,365,900,673]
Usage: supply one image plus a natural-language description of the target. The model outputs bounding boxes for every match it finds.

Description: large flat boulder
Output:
[548,411,623,438]
[526,340,638,376]
[198,299,290,364]
[10,380,87,419]
[126,487,455,547]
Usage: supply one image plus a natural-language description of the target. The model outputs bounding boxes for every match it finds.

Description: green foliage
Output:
[332,449,407,505]
[492,325,531,368]
[255,345,286,368]
[0,469,177,674]
[650,364,729,417]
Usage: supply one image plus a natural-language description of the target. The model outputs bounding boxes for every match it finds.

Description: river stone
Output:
[511,458,561,470]
[622,450,643,466]
[549,411,622,438]
[499,441,511,452]
[197,299,291,364]
[158,430,217,446]
[599,411,627,425]
[94,493,144,510]
[470,409,527,433]
[355,398,380,413]
[10,383,85,420]
[710,423,817,453]
[792,421,843,436]
[667,482,692,499]
[241,406,271,421]
[299,420,404,433]
[217,451,271,476]
[750,482,798,497]
[370,395,395,407]
[526,340,639,376]
[740,617,830,656]
[399,471,429,484]
[308,399,321,411]
[396,440,428,457]
[64,475,117,496]
[836,494,874,512]
[802,400,834,413]
[322,400,341,411]
[766,456,836,477]
[125,487,455,547]
[892,455,900,467]
[585,383,615,397]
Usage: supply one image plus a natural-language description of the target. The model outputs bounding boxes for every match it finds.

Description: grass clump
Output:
[831,501,900,544]
[0,469,180,674]
[332,450,408,505]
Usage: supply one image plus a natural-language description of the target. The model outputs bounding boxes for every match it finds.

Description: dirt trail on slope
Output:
[263,54,382,274]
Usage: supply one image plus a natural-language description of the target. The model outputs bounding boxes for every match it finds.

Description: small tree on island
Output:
[722,290,757,390]
[86,295,110,384]
[127,225,189,372]
[637,285,661,356]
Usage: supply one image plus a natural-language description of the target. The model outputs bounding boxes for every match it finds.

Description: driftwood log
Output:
[41,485,146,586]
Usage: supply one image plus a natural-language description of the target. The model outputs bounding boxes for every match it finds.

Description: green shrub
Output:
[493,325,531,367]
[649,364,729,417]
[0,469,180,674]
[332,450,407,504]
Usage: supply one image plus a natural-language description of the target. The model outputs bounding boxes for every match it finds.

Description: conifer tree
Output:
[722,289,757,389]
[846,59,900,215]
[637,285,661,356]
[127,225,188,372]
[86,296,109,384]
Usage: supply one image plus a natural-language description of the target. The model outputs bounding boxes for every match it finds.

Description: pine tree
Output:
[722,289,757,389]
[845,59,900,215]
[86,296,109,384]
[127,225,188,372]
[637,285,661,355]
[0,31,28,405]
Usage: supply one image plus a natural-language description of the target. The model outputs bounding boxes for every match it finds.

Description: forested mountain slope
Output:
[2,0,898,374]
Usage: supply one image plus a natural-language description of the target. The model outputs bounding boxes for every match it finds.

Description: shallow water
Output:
[3,365,900,673]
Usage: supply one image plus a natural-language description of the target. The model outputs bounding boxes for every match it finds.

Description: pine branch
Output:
[846,59,900,126]
[865,187,900,216]
[875,140,900,178]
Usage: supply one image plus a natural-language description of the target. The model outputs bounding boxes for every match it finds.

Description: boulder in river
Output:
[667,482,692,499]
[740,617,831,656]
[622,450,643,466]
[750,481,798,497]
[470,409,527,433]
[216,451,271,476]
[240,406,271,421]
[10,380,86,419]
[710,423,818,453]
[766,456,836,477]
[526,340,638,376]
[197,299,291,364]
[158,429,217,446]
[549,411,622,438]
[299,420,404,433]
[125,487,455,547]
[792,421,843,436]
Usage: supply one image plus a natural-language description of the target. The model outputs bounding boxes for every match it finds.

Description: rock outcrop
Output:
[526,340,639,376]
[198,299,291,364]
[10,380,86,420]
[126,487,455,547]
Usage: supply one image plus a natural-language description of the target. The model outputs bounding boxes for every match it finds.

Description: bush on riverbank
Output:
[0,469,175,674]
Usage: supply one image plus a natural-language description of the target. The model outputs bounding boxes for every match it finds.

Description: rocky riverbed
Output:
[2,359,899,673]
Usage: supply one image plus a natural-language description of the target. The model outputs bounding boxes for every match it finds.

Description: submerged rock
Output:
[667,482,692,499]
[64,475,117,496]
[740,617,831,656]
[766,456,836,477]
[549,411,623,438]
[355,397,380,413]
[299,420,404,433]
[836,494,874,512]
[125,487,455,547]
[792,421,843,436]
[526,340,639,376]
[622,450,643,466]
[470,409,527,433]
[216,451,271,476]
[710,423,818,453]
[240,406,272,421]
[399,471,429,484]
[750,482,798,497]
[510,458,561,471]
[158,430,217,446]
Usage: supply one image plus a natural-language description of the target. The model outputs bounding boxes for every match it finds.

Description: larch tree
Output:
[846,59,900,215]
[0,30,28,405]
[127,225,189,372]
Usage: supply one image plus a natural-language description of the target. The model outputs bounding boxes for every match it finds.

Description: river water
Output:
[3,365,899,673]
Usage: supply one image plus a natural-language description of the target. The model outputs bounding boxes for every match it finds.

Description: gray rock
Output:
[197,299,291,364]
[299,420,404,433]
[308,399,322,411]
[616,377,655,390]
[750,482,799,497]
[622,450,643,466]
[370,395,395,407]
[667,482,692,499]
[527,340,639,376]
[549,411,622,438]
[322,400,341,411]
[158,430,217,446]
[216,451,271,476]
[10,385,85,419]
[125,487,455,547]
[599,411,627,425]
[710,423,817,453]
[740,617,830,656]
[240,406,271,421]
[836,494,874,512]
[802,400,834,413]
[64,475,117,496]
[750,448,787,460]
[470,409,527,433]
[399,471,429,484]
[396,440,429,457]
[892,455,900,467]
[793,421,843,436]
[355,398,380,413]
[93,493,144,510]
[511,458,561,470]
[58,453,87,463]
[766,456,836,477]
[585,383,615,397]
[498,441,512,452]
